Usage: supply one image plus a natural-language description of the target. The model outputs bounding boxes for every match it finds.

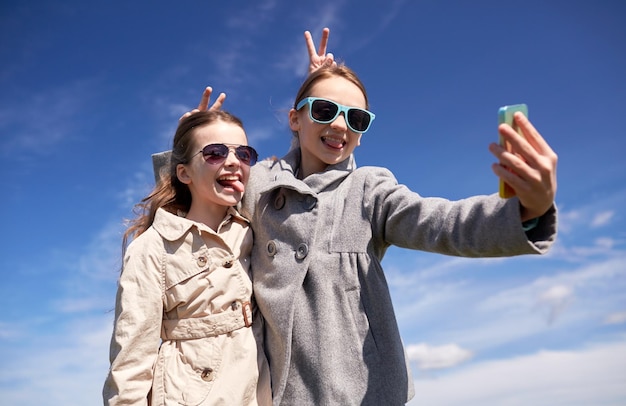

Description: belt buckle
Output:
[240,300,253,327]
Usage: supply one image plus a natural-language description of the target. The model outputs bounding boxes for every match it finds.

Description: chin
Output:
[217,194,243,207]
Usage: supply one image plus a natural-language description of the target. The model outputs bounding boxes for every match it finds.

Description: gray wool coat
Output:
[240,147,557,406]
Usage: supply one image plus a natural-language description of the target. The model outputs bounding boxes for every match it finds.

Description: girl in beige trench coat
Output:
[103,111,271,406]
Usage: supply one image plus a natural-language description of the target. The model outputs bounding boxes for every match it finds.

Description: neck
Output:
[298,155,327,180]
[185,204,229,231]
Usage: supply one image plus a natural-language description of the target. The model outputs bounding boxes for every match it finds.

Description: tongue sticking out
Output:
[218,178,245,193]
[322,136,344,149]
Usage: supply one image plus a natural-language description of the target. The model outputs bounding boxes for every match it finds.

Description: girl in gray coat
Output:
[238,64,557,405]
[155,29,558,405]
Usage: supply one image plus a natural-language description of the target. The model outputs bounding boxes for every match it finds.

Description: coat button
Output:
[201,368,214,381]
[305,196,317,210]
[274,192,285,210]
[223,259,233,268]
[295,243,308,260]
[197,256,207,267]
[267,241,277,257]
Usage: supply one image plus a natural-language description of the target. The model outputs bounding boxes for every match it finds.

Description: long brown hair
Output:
[122,110,245,251]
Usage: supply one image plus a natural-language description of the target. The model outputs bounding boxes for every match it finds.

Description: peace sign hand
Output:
[305,27,337,74]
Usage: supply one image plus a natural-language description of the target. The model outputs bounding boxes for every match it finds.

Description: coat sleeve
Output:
[103,232,164,405]
[363,167,557,257]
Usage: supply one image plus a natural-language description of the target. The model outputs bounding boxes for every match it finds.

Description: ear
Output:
[288,108,300,132]
[356,133,363,146]
[176,163,192,185]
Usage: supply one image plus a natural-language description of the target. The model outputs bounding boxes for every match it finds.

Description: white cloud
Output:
[0,314,114,406]
[556,191,625,235]
[393,252,626,357]
[406,343,473,370]
[77,219,125,281]
[604,311,626,325]
[595,237,616,249]
[0,321,25,340]
[591,210,614,228]
[558,241,620,262]
[535,285,573,325]
[116,167,154,210]
[556,207,582,234]
[407,341,626,406]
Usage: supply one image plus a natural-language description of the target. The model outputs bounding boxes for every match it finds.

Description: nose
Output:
[223,147,241,166]
[330,112,348,130]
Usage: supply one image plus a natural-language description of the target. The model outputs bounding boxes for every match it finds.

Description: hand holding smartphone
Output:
[498,104,528,198]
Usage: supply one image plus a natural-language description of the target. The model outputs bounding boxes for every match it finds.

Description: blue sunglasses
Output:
[296,97,375,133]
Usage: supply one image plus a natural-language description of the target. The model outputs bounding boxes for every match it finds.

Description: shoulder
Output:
[349,166,400,192]
[244,158,288,212]
[125,226,163,259]
[251,157,276,175]
[353,165,396,180]
[151,208,195,241]
[248,159,275,190]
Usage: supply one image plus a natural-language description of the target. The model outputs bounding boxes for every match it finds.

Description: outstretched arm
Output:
[489,112,558,222]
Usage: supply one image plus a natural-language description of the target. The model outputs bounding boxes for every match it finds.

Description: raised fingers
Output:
[317,27,330,56]
[179,87,227,121]
[305,30,317,60]
[306,27,336,73]
[208,91,226,111]
[305,27,330,59]
[197,87,212,110]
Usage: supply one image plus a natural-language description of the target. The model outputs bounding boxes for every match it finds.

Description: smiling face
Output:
[176,120,250,226]
[289,75,366,178]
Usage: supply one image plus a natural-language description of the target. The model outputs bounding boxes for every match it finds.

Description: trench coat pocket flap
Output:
[164,249,212,290]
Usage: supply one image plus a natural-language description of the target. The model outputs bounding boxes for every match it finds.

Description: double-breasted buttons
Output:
[274,192,285,210]
[267,241,277,257]
[197,256,208,267]
[200,367,214,382]
[295,243,309,260]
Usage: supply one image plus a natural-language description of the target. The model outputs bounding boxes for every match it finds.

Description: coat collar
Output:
[260,146,356,195]
[152,207,248,241]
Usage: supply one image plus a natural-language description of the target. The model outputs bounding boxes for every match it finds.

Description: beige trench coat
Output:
[103,208,271,406]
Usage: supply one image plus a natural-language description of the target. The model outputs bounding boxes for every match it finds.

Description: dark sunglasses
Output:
[193,143,258,166]
[296,97,376,133]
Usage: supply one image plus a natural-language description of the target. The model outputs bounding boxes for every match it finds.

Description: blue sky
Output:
[1,1,625,405]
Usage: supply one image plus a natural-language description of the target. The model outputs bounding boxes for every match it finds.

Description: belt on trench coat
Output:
[161,300,253,340]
